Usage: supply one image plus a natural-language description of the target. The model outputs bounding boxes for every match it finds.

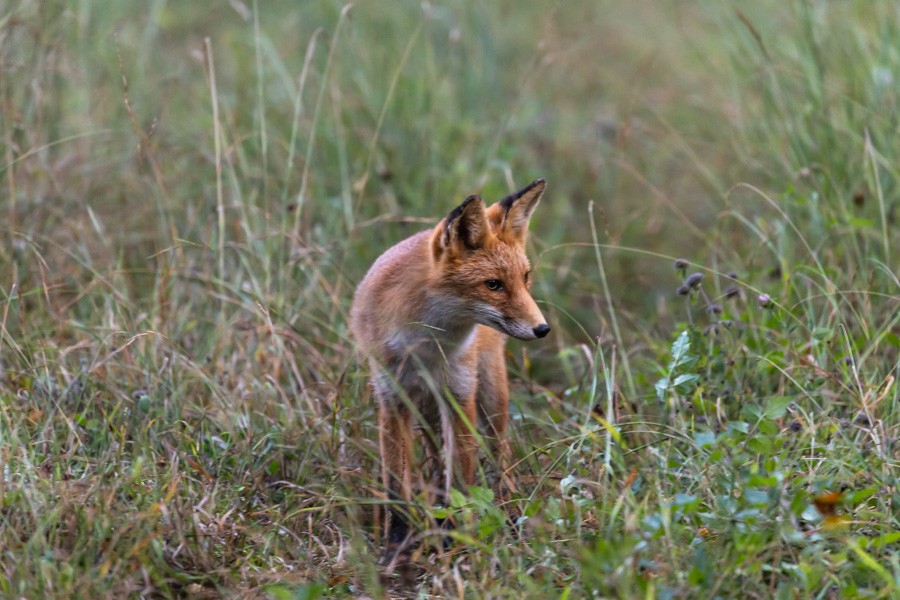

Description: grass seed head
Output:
[686,272,704,288]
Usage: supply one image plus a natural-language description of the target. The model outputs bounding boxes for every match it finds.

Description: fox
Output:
[350,178,550,564]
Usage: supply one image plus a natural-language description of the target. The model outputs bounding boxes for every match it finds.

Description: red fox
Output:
[350,178,550,562]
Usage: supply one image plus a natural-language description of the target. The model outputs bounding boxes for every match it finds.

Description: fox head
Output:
[431,178,550,341]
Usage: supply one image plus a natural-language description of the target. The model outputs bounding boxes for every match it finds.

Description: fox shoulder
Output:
[350,230,433,347]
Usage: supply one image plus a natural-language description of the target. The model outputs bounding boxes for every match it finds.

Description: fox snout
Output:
[469,298,550,341]
[505,319,550,341]
[501,300,550,341]
[516,294,550,340]
[513,319,551,341]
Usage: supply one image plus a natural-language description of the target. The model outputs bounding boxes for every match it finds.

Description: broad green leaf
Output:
[758,418,779,435]
[763,396,792,420]
[864,532,900,548]
[694,431,716,448]
[850,487,878,505]
[470,485,494,506]
[673,373,700,388]
[748,435,773,454]
[727,421,750,434]
[745,489,769,505]
[655,377,670,401]
[673,493,697,506]
[450,488,467,508]
[669,331,692,369]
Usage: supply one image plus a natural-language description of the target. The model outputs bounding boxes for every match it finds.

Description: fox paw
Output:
[382,542,413,570]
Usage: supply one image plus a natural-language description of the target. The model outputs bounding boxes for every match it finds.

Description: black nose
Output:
[533,324,551,338]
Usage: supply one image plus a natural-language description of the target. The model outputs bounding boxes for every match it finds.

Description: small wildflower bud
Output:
[704,323,720,336]
[721,319,734,328]
[727,271,739,280]
[686,272,704,288]
[706,304,723,315]
[676,285,690,296]
[724,286,741,299]
[758,293,772,309]
[674,258,689,271]
[787,420,802,433]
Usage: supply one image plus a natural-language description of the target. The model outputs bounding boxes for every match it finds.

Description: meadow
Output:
[2,1,900,598]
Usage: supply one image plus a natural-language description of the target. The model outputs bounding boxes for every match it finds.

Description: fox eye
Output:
[485,279,504,291]
[525,270,531,283]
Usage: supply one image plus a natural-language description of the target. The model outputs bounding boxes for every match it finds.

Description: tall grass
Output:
[1,1,899,597]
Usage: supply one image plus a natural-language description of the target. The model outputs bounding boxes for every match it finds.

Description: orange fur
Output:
[350,178,550,562]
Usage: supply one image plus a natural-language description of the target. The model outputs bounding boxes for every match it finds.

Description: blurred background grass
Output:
[3,0,900,598]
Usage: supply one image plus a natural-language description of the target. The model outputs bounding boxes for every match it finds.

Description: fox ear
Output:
[441,195,489,253]
[496,178,546,241]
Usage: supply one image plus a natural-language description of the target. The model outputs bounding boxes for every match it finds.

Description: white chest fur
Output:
[376,298,479,405]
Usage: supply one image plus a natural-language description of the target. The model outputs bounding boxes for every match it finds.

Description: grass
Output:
[2,0,900,597]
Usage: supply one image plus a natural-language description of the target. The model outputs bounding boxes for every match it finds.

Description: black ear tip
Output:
[500,178,547,211]
[458,195,484,214]
[446,195,483,228]
[527,178,546,191]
